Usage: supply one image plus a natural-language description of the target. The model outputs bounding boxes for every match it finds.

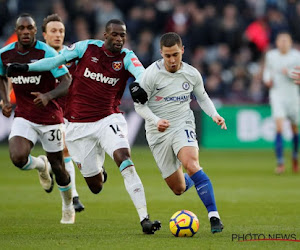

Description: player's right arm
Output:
[0,54,12,117]
[133,65,170,132]
[0,76,12,117]
[263,52,273,88]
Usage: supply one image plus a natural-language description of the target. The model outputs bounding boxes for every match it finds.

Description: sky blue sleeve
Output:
[28,43,68,74]
[42,45,68,78]
[0,56,4,76]
[0,43,16,76]
[123,50,145,82]
[60,40,92,61]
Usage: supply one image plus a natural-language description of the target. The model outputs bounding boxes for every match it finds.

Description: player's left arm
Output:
[289,53,300,84]
[31,72,71,107]
[291,65,300,84]
[193,72,227,130]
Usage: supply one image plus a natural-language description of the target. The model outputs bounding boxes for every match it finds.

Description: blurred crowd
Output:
[1,0,300,104]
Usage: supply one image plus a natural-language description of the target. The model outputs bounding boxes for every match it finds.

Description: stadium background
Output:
[1,0,299,148]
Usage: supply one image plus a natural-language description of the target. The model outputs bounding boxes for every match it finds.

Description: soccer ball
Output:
[169,210,199,237]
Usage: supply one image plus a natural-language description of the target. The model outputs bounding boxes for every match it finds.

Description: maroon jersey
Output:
[0,41,68,125]
[60,40,144,122]
[55,59,77,115]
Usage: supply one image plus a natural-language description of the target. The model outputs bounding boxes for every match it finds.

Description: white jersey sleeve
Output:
[134,63,161,126]
[193,70,218,118]
[263,52,272,83]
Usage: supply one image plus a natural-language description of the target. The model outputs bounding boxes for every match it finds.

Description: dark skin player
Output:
[0,15,71,186]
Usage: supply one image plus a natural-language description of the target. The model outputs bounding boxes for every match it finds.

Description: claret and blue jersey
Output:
[0,41,68,125]
[29,39,145,122]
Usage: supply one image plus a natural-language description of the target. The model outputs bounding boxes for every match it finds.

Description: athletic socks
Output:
[21,155,45,171]
[275,133,284,165]
[64,157,78,198]
[58,182,73,210]
[292,134,299,160]
[120,165,148,222]
[184,173,194,192]
[190,170,217,213]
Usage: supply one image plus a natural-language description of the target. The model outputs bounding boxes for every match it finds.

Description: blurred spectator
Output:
[244,17,270,60]
[266,7,289,44]
[217,4,244,53]
[95,0,123,31]
[2,0,300,105]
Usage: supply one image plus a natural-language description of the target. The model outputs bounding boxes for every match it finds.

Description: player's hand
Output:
[281,67,288,75]
[212,115,227,130]
[0,101,12,117]
[129,82,148,104]
[291,66,300,84]
[157,119,170,132]
[31,92,50,107]
[264,81,273,88]
[6,63,29,77]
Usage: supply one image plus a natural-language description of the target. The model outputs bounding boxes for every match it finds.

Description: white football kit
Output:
[263,48,300,124]
[9,117,64,152]
[135,59,218,178]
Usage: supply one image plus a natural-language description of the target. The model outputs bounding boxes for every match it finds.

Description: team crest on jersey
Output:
[182,82,190,90]
[112,61,123,71]
[66,44,76,50]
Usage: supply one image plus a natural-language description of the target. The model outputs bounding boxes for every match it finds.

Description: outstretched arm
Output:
[29,54,66,72]
[7,54,66,76]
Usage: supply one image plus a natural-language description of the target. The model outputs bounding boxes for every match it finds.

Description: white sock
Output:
[22,155,45,171]
[58,183,73,211]
[121,166,148,222]
[64,158,78,198]
[208,211,220,219]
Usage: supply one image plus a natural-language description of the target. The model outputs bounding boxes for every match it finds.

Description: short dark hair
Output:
[276,31,292,39]
[42,14,63,32]
[15,13,35,28]
[105,19,125,32]
[160,32,182,49]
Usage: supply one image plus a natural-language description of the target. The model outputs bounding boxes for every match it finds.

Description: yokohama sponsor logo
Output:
[11,75,42,85]
[83,68,120,86]
[131,57,142,67]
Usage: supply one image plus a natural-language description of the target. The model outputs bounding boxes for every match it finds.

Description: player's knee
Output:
[88,184,103,194]
[10,153,28,169]
[171,186,185,196]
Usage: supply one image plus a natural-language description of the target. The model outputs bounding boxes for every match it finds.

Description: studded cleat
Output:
[210,217,224,234]
[60,208,75,224]
[73,196,85,212]
[141,215,161,234]
[38,155,54,193]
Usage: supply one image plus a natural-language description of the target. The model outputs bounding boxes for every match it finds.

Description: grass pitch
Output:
[0,145,299,249]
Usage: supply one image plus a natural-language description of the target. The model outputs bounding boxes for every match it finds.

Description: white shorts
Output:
[149,124,199,179]
[9,117,64,152]
[65,113,130,177]
[270,95,300,124]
